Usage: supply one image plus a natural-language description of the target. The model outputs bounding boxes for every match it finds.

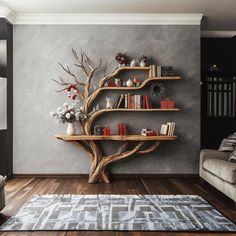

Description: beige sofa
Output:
[200,149,236,203]
[0,176,5,211]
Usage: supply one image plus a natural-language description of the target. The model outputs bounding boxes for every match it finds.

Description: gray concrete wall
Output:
[13,25,200,174]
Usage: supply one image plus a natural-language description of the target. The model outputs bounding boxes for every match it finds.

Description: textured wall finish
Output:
[13,25,200,174]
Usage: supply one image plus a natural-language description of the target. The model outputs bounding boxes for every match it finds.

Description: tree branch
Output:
[137,141,161,154]
[105,141,145,165]
[72,49,89,77]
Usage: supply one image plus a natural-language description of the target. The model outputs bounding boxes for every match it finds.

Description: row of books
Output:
[160,122,176,136]
[115,94,152,109]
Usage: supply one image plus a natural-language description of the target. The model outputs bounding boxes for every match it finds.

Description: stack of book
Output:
[141,128,158,136]
[160,122,176,136]
[161,66,175,76]
[115,94,152,109]
[118,123,127,135]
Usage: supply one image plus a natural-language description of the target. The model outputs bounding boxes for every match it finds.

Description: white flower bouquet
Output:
[50,101,87,124]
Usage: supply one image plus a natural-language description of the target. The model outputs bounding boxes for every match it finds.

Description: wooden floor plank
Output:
[0,177,235,236]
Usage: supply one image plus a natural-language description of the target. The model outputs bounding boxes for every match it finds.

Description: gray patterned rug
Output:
[0,194,236,231]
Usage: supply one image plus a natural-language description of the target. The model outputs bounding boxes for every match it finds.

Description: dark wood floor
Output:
[0,176,235,236]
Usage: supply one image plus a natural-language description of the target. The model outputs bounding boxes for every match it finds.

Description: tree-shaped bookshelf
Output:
[55,49,180,183]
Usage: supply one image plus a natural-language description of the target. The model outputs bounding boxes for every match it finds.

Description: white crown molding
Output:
[0,2,16,24]
[0,12,202,25]
[201,30,236,38]
[14,13,202,25]
[0,2,202,25]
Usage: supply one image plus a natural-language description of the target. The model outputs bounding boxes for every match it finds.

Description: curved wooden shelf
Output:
[84,108,179,134]
[56,134,177,141]
[114,66,151,71]
[98,108,179,112]
[87,76,181,108]
[100,76,181,91]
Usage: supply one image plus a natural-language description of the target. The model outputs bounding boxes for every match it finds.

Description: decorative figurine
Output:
[126,79,134,87]
[106,97,113,109]
[139,55,147,67]
[130,59,136,67]
[133,77,142,87]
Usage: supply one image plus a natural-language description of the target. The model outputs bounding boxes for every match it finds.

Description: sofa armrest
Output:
[199,149,230,176]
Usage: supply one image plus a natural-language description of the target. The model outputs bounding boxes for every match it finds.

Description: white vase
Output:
[66,122,76,136]
[140,61,146,67]
[130,59,136,67]
[126,79,134,87]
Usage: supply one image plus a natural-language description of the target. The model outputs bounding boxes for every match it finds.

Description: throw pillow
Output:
[229,147,236,163]
[218,132,236,152]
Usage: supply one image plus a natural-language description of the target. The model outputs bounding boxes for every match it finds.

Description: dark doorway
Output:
[201,37,236,149]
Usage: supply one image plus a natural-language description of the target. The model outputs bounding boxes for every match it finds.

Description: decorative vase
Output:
[130,59,136,67]
[67,122,76,136]
[140,61,146,67]
[126,79,134,87]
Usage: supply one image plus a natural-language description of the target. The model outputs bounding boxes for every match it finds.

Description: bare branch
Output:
[72,48,89,77]
[55,88,68,92]
[103,62,107,77]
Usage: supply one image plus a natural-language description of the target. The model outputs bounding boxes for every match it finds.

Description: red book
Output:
[142,96,146,109]
[122,123,127,135]
[118,124,123,135]
[160,100,168,109]
[144,96,150,109]
[127,93,130,109]
[167,100,174,109]
[103,127,110,136]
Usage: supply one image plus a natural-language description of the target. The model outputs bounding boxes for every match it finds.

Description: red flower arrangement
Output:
[115,53,129,65]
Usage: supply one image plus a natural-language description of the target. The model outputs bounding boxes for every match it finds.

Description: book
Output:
[144,96,150,109]
[118,123,128,135]
[160,100,168,109]
[114,95,121,108]
[167,100,174,109]
[125,94,128,108]
[157,66,162,77]
[117,94,124,108]
[122,123,127,135]
[118,124,123,135]
[160,124,168,135]
[167,122,176,136]
[150,65,156,77]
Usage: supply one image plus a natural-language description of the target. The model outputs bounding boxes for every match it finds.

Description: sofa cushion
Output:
[229,147,236,163]
[203,159,236,184]
[218,132,236,152]
[0,176,5,189]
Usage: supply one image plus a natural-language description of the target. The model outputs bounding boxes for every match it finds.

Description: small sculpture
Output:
[139,55,147,67]
[126,79,134,87]
[106,97,113,109]
[130,59,136,67]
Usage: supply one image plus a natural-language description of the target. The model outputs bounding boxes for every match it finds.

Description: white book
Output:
[138,95,141,109]
[172,123,176,135]
[160,124,168,135]
[167,122,176,136]
[125,94,128,108]
[167,122,171,136]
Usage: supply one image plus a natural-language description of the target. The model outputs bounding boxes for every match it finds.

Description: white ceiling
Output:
[2,0,236,31]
